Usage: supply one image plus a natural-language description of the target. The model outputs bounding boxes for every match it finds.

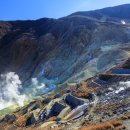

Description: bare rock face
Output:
[0,22,11,39]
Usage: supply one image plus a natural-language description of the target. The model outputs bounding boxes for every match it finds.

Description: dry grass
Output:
[81,122,114,130]
[80,119,123,130]
[73,85,97,98]
[110,120,123,127]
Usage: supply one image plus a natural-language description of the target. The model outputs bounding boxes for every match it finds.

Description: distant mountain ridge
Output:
[70,4,130,21]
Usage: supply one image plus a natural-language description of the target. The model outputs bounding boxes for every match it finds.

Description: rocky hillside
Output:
[1,57,130,130]
[71,4,130,22]
[0,4,130,88]
[1,4,130,130]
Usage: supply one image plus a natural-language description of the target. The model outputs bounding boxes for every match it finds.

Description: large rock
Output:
[65,94,84,109]
[40,102,65,121]
[48,102,65,117]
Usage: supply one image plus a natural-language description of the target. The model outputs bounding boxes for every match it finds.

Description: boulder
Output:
[64,103,89,121]
[48,102,65,117]
[65,94,84,109]
[40,101,65,121]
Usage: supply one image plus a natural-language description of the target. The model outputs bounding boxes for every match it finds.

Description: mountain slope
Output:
[1,3,130,130]
[0,5,130,87]
[70,4,130,22]
[1,58,130,130]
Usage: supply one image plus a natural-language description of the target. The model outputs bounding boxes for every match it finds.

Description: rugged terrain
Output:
[0,4,130,130]
[1,58,130,130]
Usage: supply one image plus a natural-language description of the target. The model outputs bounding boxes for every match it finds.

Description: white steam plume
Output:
[31,77,45,90]
[0,72,27,110]
[31,78,38,85]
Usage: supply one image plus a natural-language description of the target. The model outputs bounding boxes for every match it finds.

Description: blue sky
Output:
[0,0,130,20]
